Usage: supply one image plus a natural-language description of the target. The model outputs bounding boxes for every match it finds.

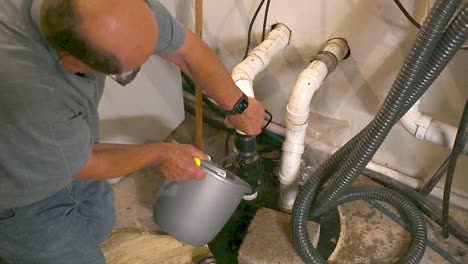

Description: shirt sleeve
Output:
[0,114,93,187]
[149,0,186,56]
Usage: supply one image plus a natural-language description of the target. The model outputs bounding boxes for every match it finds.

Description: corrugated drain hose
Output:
[292,0,468,263]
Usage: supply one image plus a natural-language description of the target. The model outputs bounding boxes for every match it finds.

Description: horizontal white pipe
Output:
[366,162,420,189]
[279,38,350,211]
[431,187,468,211]
[367,161,468,210]
[400,99,457,148]
[281,141,468,212]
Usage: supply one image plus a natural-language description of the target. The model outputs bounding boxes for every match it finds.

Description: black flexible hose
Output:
[335,188,427,264]
[306,0,468,197]
[293,1,466,263]
[310,0,468,215]
[311,0,462,216]
[293,183,428,264]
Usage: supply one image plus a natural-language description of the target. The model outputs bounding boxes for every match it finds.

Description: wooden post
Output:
[195,0,204,150]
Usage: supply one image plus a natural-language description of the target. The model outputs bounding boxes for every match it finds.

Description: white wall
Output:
[98,0,184,144]
[99,57,184,144]
[174,0,468,195]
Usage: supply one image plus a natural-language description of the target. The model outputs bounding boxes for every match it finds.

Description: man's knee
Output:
[0,235,106,264]
[88,208,116,244]
[0,184,110,264]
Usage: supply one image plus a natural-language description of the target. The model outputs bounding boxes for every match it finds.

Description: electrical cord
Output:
[393,0,468,50]
[262,0,272,41]
[225,0,274,156]
[394,0,423,29]
[418,154,451,196]
[244,0,274,130]
[264,109,273,130]
[442,99,468,238]
[244,0,267,59]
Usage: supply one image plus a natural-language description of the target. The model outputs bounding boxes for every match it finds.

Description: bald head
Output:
[41,0,159,74]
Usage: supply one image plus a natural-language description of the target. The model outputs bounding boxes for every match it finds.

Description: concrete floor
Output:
[112,116,468,263]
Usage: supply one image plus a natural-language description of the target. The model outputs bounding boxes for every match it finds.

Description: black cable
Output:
[393,0,468,50]
[225,0,274,156]
[419,154,451,196]
[244,0,266,59]
[442,100,468,238]
[225,131,235,157]
[261,0,272,41]
[394,0,422,29]
[263,109,273,131]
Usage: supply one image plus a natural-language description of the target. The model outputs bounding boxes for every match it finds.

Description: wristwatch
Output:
[225,93,249,115]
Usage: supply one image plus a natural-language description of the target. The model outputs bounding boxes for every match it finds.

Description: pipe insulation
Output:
[279,38,350,211]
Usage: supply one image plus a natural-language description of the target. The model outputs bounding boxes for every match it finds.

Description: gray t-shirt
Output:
[0,0,186,209]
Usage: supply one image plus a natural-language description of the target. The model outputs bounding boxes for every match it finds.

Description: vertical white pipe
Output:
[279,38,349,211]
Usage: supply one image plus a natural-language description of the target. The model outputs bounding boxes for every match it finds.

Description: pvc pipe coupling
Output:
[312,38,350,74]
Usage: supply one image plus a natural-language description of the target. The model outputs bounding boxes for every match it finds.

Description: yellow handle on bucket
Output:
[194,157,202,167]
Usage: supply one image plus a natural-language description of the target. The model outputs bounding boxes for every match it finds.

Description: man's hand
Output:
[158,143,209,181]
[164,30,266,136]
[225,97,265,136]
[74,143,209,181]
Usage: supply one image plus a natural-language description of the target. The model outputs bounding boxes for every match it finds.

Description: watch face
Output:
[226,94,249,115]
[236,99,249,113]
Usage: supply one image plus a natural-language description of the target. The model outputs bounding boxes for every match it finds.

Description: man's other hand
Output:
[225,97,265,136]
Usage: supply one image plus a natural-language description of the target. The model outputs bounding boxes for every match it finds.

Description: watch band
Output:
[225,93,249,115]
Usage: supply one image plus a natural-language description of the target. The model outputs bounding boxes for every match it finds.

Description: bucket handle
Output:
[243,191,258,201]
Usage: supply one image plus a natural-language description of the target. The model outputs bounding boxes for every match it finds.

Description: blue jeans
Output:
[0,180,115,264]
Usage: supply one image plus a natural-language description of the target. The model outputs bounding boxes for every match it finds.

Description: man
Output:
[0,0,265,263]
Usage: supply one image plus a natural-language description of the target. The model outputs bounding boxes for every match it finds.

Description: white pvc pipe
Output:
[279,38,350,211]
[231,23,291,135]
[400,99,457,149]
[232,23,291,97]
[367,161,468,211]
[302,143,468,211]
